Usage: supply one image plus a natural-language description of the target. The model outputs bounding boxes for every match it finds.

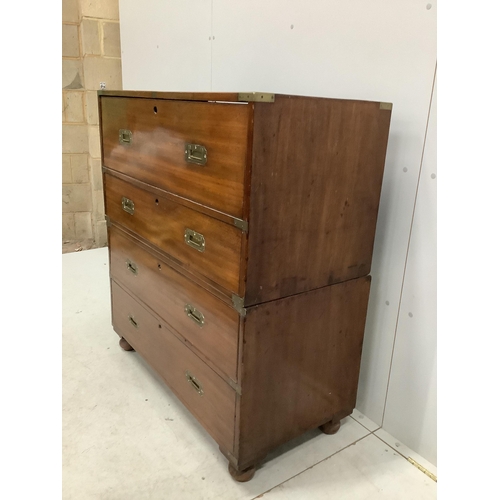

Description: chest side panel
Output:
[246,95,391,305]
[236,276,371,467]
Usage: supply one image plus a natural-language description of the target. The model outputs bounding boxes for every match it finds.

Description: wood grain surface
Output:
[111,280,237,453]
[245,95,391,305]
[104,173,243,294]
[109,225,240,381]
[101,96,251,218]
[235,276,371,467]
[99,91,392,478]
[98,90,243,101]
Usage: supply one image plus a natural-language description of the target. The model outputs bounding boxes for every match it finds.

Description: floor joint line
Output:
[249,434,372,500]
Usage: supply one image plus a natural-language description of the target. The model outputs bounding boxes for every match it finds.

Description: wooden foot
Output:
[119,337,134,351]
[228,463,256,482]
[319,419,341,435]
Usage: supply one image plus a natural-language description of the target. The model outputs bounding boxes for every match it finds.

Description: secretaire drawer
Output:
[100,97,250,218]
[105,174,243,294]
[111,280,236,453]
[109,226,240,381]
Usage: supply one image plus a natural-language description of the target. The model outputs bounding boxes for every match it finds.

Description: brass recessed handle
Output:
[185,370,204,396]
[185,143,207,166]
[119,129,132,145]
[126,259,138,275]
[122,197,134,215]
[184,228,205,252]
[184,304,205,327]
[128,315,138,329]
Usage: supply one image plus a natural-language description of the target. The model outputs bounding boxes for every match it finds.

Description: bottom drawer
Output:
[111,280,236,452]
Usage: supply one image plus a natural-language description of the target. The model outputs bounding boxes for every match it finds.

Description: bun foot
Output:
[319,419,341,435]
[228,463,256,482]
[119,337,134,351]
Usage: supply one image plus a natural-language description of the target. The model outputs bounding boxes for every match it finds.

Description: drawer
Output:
[100,96,251,218]
[105,173,243,294]
[111,280,236,453]
[109,226,240,381]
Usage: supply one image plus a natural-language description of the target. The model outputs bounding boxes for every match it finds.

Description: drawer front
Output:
[101,96,251,218]
[105,174,242,294]
[111,280,236,453]
[109,226,240,381]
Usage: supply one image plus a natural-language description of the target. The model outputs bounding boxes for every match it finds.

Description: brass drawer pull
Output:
[119,129,133,145]
[122,196,135,215]
[185,370,204,396]
[184,228,205,252]
[126,259,138,275]
[185,143,207,166]
[184,304,205,327]
[128,315,138,329]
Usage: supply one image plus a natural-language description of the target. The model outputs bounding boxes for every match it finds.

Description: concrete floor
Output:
[63,247,437,499]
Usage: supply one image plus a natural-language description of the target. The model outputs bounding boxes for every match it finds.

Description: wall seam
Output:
[380,62,437,427]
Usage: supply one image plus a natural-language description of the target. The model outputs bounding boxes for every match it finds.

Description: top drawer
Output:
[100,97,251,218]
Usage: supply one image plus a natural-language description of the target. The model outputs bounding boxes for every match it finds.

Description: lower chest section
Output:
[108,229,370,467]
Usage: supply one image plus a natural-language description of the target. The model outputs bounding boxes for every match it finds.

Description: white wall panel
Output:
[211,0,436,426]
[118,0,437,464]
[119,0,212,91]
[383,76,437,466]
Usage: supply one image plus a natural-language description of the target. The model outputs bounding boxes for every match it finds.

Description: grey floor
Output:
[62,247,437,499]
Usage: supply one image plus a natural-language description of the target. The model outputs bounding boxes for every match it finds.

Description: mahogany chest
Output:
[99,91,392,481]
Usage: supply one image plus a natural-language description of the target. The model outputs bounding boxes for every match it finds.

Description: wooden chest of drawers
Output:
[99,91,391,481]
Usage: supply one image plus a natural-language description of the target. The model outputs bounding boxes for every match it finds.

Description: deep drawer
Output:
[100,96,250,218]
[104,173,243,294]
[111,280,236,453]
[109,226,240,381]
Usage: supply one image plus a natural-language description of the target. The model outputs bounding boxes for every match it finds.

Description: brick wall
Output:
[62,0,122,250]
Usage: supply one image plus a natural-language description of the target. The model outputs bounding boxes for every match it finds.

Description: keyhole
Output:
[157,264,162,270]
[155,199,159,205]
[153,106,158,114]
